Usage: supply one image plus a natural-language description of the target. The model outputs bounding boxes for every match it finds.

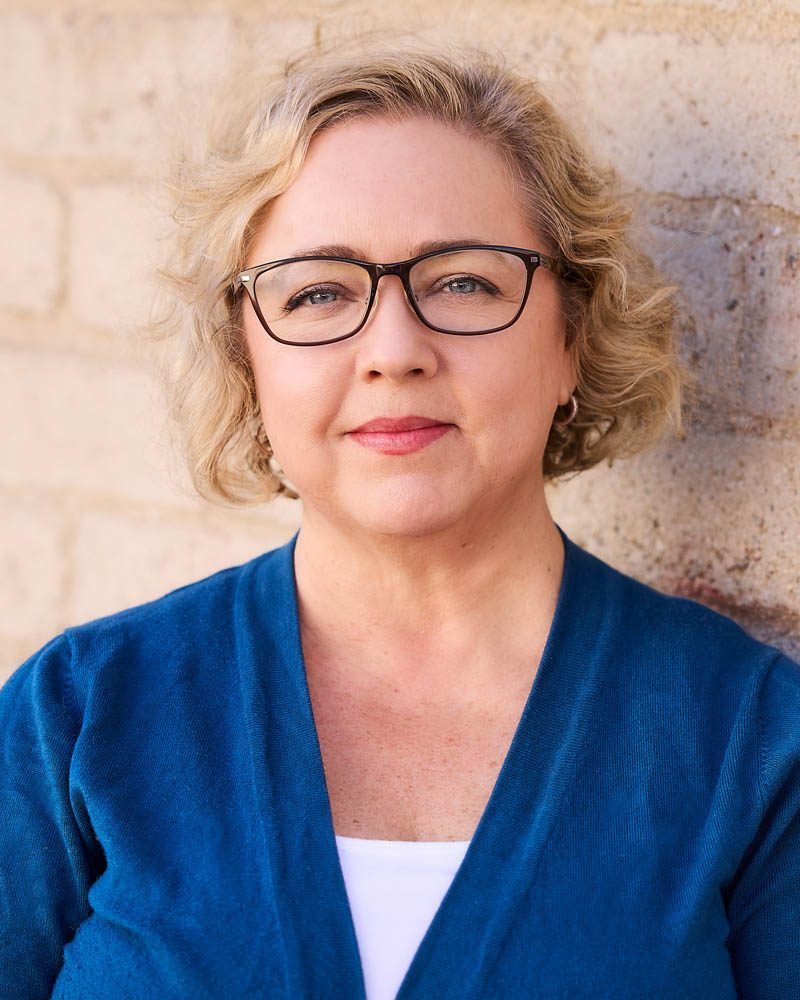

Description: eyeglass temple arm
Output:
[538,253,575,280]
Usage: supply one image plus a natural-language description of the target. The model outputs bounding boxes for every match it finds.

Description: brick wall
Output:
[1,0,798,679]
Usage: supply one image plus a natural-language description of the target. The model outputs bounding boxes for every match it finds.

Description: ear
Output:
[556,346,577,407]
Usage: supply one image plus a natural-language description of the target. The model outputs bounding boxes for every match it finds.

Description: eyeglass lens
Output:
[252,249,528,344]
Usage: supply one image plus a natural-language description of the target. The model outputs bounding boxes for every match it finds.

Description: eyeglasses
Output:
[234,243,569,346]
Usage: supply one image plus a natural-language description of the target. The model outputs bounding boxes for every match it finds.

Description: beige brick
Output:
[313,4,593,95]
[579,0,743,6]
[547,430,800,645]
[586,35,800,213]
[0,636,54,689]
[0,495,66,642]
[234,17,318,74]
[0,346,191,507]
[48,13,236,160]
[69,508,298,626]
[0,13,53,154]
[68,181,169,333]
[0,172,63,314]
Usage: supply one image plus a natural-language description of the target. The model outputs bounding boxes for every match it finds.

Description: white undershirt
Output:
[335,834,471,1000]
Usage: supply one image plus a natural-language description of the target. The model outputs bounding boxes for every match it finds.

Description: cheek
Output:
[249,344,343,453]
[458,330,565,465]
[242,313,346,485]
[464,335,555,421]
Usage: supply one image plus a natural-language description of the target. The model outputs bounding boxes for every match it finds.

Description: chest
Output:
[306,663,535,842]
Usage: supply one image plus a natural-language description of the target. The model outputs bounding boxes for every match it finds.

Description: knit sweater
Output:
[1,528,799,999]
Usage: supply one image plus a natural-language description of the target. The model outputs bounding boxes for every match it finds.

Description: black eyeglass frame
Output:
[234,243,570,347]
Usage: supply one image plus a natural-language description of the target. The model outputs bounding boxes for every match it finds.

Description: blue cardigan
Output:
[1,529,799,999]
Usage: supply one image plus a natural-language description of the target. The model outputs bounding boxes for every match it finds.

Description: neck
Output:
[292,486,565,694]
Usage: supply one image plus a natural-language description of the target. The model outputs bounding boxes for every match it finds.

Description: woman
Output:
[1,36,798,1000]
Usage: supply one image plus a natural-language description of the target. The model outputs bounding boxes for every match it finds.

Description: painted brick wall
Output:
[1,0,798,680]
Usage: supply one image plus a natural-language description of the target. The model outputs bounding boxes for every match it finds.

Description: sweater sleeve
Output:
[0,634,97,999]
[726,653,800,999]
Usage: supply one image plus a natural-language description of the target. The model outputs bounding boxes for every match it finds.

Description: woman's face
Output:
[242,116,576,538]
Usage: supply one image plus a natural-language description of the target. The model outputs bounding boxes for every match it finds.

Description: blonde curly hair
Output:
[149,34,688,505]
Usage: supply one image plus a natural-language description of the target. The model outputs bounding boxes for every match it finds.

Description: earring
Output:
[249,417,300,499]
[553,393,578,430]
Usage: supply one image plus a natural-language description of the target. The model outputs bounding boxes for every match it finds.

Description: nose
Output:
[354,274,439,383]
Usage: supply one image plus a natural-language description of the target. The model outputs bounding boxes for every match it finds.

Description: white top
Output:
[335,834,471,1000]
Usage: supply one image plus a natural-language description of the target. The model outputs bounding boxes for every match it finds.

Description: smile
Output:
[346,423,454,455]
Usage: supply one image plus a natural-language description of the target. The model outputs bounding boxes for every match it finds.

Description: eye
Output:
[435,274,499,296]
[284,284,345,311]
[448,277,478,295]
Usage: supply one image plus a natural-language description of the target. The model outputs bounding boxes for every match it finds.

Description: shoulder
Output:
[57,534,298,714]
[561,532,800,739]
[562,531,800,809]
[564,531,795,670]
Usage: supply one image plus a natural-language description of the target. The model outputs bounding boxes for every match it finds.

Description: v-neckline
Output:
[243,524,609,999]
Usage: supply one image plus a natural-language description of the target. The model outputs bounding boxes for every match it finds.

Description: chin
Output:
[334,476,473,539]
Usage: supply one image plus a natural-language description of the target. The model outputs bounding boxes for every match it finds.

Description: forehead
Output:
[249,116,539,262]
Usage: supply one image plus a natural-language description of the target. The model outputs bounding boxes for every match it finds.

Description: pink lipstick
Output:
[347,416,454,455]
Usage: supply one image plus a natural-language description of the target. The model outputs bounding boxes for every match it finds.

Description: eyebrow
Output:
[287,237,489,261]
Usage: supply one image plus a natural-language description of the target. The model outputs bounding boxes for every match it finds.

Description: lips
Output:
[346,415,454,455]
[350,415,449,433]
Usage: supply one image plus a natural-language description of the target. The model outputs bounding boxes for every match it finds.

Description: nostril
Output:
[367,366,425,379]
